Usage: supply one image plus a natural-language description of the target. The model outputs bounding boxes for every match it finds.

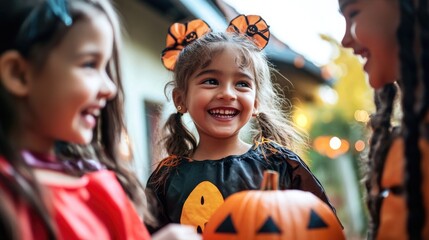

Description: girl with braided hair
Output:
[145,15,339,234]
[339,0,429,238]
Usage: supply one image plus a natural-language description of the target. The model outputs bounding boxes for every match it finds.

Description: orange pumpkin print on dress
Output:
[226,14,270,50]
[180,181,224,233]
[161,19,211,71]
[203,171,344,240]
[376,138,429,239]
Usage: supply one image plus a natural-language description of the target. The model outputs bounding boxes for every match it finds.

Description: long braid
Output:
[418,0,429,117]
[366,84,397,239]
[418,0,429,236]
[398,0,425,238]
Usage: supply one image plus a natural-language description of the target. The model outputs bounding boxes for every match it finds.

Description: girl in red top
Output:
[0,0,200,239]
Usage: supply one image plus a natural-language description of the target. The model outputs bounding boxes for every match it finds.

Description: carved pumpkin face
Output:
[203,171,344,240]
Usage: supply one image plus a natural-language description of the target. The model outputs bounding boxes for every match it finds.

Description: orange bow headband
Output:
[161,14,270,71]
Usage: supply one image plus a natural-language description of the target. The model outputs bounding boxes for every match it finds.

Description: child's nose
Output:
[217,85,237,101]
[99,73,117,100]
[341,25,353,48]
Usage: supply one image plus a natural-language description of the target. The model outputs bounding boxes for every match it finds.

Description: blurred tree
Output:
[292,34,375,239]
[319,34,374,117]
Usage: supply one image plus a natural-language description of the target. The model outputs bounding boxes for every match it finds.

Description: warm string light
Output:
[354,110,370,123]
[354,140,365,152]
[313,136,350,159]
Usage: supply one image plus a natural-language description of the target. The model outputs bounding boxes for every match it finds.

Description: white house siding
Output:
[114,0,173,182]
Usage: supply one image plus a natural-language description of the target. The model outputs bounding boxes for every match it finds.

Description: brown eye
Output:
[236,81,251,88]
[202,79,218,85]
[348,10,359,18]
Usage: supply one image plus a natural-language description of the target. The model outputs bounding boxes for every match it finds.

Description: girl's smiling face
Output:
[339,0,400,89]
[181,44,257,143]
[23,11,117,152]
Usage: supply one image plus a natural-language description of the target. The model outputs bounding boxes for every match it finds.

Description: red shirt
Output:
[0,156,151,240]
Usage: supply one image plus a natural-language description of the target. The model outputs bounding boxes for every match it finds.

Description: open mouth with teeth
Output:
[361,50,370,59]
[82,108,100,118]
[208,108,239,119]
[355,48,370,60]
[81,107,101,128]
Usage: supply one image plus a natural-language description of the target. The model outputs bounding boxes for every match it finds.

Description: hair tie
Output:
[161,19,212,71]
[226,14,270,50]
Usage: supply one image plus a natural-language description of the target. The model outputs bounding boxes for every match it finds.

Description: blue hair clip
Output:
[15,0,73,54]
[48,0,72,26]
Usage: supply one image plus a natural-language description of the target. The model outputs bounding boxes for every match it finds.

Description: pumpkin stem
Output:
[260,170,279,190]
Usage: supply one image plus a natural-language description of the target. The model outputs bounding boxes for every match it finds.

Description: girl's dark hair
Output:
[365,83,397,239]
[367,0,429,238]
[0,189,19,240]
[397,0,428,238]
[150,31,306,190]
[0,0,147,237]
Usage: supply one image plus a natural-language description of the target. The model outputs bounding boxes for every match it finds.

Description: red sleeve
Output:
[0,157,49,240]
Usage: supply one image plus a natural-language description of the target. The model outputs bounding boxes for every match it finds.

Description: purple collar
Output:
[22,151,106,172]
[22,150,64,171]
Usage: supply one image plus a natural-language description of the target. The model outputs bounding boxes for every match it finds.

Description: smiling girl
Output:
[339,0,429,238]
[146,15,339,234]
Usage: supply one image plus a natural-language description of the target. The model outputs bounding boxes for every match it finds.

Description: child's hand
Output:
[152,224,202,240]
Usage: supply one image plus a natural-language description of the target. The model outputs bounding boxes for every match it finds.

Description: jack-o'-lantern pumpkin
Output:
[203,170,344,240]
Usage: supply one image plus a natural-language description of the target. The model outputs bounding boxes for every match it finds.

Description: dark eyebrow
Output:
[195,69,254,81]
[236,72,254,81]
[71,52,99,62]
[74,51,101,58]
[195,69,220,78]
[339,0,356,14]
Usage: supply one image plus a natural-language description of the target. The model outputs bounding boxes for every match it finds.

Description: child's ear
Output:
[172,88,187,113]
[253,99,259,114]
[0,51,30,96]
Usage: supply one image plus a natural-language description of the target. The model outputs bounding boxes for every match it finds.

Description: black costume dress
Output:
[146,140,337,233]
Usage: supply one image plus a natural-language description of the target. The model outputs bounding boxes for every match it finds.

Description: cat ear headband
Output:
[161,14,270,71]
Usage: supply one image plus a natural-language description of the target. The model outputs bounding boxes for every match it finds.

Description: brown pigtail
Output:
[163,112,197,157]
[254,112,295,148]
[148,112,197,192]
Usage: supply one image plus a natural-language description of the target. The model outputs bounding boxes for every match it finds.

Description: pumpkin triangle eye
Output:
[307,209,328,229]
[257,216,282,234]
[215,214,237,233]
